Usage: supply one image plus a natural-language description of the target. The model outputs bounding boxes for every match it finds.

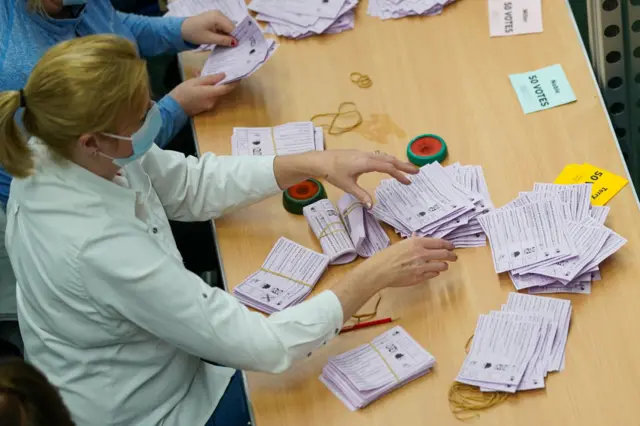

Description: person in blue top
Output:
[0,0,240,208]
[0,0,239,357]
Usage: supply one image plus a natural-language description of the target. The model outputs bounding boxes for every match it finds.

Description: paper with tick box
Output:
[509,64,576,114]
[320,326,436,410]
[202,16,278,84]
[477,182,627,294]
[367,0,457,20]
[370,162,493,248]
[231,122,324,156]
[233,237,329,314]
[455,293,571,394]
[303,197,390,265]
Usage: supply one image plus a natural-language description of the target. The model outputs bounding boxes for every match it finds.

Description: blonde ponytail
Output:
[0,35,150,179]
[0,91,34,178]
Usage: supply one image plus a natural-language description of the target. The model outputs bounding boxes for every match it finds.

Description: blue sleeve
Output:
[116,12,192,57]
[155,95,188,148]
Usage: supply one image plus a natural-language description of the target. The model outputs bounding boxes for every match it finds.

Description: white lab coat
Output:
[6,140,343,426]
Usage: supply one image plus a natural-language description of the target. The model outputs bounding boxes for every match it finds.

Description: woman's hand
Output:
[168,73,239,117]
[319,150,418,208]
[181,11,237,47]
[331,237,457,319]
[274,150,418,208]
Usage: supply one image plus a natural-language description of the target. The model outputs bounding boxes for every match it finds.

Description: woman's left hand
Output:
[317,150,419,208]
[181,11,237,47]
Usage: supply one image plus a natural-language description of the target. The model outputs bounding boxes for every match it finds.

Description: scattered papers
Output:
[509,64,576,114]
[231,122,324,156]
[233,237,329,314]
[456,293,571,393]
[321,326,436,410]
[368,0,457,20]
[202,16,278,84]
[371,162,493,248]
[477,183,627,294]
[554,163,628,206]
[250,0,358,39]
[303,196,390,265]
[488,0,543,37]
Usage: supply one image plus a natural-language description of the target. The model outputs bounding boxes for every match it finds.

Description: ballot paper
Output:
[337,194,391,257]
[455,294,571,394]
[202,16,278,84]
[368,0,457,20]
[233,237,329,314]
[479,182,626,293]
[165,0,247,20]
[320,326,436,410]
[371,162,492,248]
[231,122,324,156]
[257,0,359,39]
[303,200,357,264]
[488,0,543,37]
[509,64,576,114]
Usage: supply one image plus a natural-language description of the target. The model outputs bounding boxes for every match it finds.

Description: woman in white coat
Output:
[0,35,457,426]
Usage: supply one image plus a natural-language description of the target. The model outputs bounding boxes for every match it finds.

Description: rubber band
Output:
[350,72,373,88]
[310,102,363,135]
[448,334,511,420]
[342,201,363,218]
[368,343,400,382]
[317,221,346,239]
[259,268,312,288]
[352,294,382,323]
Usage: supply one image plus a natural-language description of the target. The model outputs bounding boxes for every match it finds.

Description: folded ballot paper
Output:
[370,162,493,248]
[368,0,457,20]
[250,0,358,39]
[456,293,571,392]
[233,237,329,314]
[231,122,323,156]
[303,195,390,265]
[321,326,436,410]
[202,16,278,84]
[477,183,627,294]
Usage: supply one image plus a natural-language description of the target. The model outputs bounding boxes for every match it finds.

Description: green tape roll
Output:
[407,134,448,166]
[283,178,328,215]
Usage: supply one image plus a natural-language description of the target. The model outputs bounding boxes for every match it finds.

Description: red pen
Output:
[340,317,395,334]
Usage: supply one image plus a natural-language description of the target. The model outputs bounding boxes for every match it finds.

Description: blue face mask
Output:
[99,104,162,167]
[62,0,87,5]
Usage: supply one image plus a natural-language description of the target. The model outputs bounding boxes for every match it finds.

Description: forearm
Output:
[330,268,385,320]
[273,151,326,190]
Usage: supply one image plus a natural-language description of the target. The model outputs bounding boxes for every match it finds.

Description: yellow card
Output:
[554,163,628,206]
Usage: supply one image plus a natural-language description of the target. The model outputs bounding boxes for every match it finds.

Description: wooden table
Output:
[179,0,640,424]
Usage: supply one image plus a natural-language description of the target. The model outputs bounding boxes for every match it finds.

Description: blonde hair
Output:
[0,35,150,178]
[27,0,47,15]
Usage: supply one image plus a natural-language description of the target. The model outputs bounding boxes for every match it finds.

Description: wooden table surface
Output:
[179,0,640,424]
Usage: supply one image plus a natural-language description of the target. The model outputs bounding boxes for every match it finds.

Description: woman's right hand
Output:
[353,237,457,290]
[168,73,239,117]
[331,237,457,321]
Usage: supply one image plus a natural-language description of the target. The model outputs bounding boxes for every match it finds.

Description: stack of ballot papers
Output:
[202,16,278,83]
[303,195,390,265]
[456,293,571,392]
[249,0,358,39]
[233,237,329,314]
[165,0,248,50]
[371,162,493,248]
[368,0,456,20]
[231,122,323,156]
[321,326,436,410]
[477,183,627,294]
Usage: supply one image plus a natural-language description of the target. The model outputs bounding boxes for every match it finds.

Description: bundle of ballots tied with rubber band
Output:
[367,0,457,20]
[249,0,359,39]
[370,162,493,248]
[477,183,627,295]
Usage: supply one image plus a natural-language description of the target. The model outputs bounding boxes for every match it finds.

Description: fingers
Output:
[370,160,412,185]
[422,271,440,280]
[344,183,373,209]
[212,11,235,34]
[414,237,455,251]
[372,152,419,175]
[194,73,226,86]
[204,33,236,47]
[420,261,449,273]
[420,248,458,262]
